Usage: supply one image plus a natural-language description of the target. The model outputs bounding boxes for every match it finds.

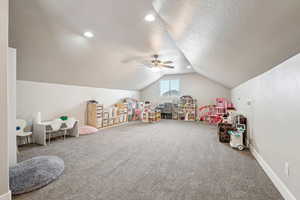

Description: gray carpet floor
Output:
[15,120,283,200]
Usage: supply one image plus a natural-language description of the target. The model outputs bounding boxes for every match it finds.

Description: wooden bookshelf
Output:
[87,102,103,129]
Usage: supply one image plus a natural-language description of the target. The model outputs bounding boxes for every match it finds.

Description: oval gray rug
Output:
[9,156,64,195]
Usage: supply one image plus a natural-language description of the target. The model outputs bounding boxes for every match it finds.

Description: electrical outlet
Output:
[284,162,289,177]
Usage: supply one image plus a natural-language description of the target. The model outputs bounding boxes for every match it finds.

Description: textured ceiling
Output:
[10,0,300,90]
[153,0,300,88]
[9,0,192,90]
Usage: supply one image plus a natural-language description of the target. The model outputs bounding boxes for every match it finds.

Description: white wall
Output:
[231,53,300,200]
[140,73,230,105]
[17,81,140,126]
[7,48,17,167]
[0,0,11,198]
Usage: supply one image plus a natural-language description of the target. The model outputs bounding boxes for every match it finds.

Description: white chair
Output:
[46,119,62,144]
[16,119,32,144]
[60,118,76,140]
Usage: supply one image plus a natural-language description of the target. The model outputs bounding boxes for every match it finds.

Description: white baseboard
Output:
[0,191,11,200]
[250,146,296,200]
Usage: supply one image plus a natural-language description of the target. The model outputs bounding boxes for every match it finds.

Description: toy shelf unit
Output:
[87,101,103,129]
[172,103,179,120]
[87,101,128,130]
[156,110,161,121]
[102,111,109,128]
[114,103,129,125]
[142,110,161,123]
[178,95,197,121]
[159,103,173,119]
[122,98,141,121]
[105,103,128,128]
[141,101,161,123]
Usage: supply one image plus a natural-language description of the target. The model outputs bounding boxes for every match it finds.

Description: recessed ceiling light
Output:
[187,65,192,69]
[83,31,94,38]
[144,14,155,22]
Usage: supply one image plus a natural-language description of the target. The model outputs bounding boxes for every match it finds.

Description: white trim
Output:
[0,190,11,200]
[250,146,296,200]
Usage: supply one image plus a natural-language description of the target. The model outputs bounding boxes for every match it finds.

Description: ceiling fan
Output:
[147,54,175,69]
[121,54,175,69]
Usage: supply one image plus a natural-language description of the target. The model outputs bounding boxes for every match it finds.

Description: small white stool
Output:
[16,119,33,144]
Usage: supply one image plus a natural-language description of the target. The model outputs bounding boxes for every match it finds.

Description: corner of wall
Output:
[0,191,11,200]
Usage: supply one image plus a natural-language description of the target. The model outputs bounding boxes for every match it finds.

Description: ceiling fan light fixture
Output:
[83,31,94,38]
[144,14,155,22]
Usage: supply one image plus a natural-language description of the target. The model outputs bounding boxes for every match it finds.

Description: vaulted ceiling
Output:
[9,0,192,90]
[153,0,300,88]
[10,0,300,90]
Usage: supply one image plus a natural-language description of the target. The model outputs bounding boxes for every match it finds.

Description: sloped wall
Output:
[17,81,140,126]
[231,53,300,200]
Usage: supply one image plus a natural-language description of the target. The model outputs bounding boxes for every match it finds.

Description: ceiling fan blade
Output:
[136,60,155,69]
[121,56,149,64]
[139,65,152,69]
[139,60,153,66]
[161,64,175,69]
[162,61,173,64]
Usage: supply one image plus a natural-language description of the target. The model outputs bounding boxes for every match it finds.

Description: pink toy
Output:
[216,98,227,115]
[79,126,98,135]
[133,109,142,120]
[199,105,222,125]
[199,98,234,125]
